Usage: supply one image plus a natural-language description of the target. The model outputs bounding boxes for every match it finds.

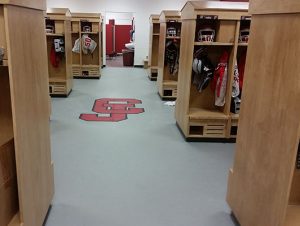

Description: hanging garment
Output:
[72,38,81,53]
[54,38,65,53]
[192,47,214,92]
[165,40,179,76]
[238,51,247,91]
[232,60,240,98]
[211,51,229,107]
[82,34,97,55]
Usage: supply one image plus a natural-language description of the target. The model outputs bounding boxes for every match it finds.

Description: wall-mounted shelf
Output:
[71,13,102,79]
[148,14,160,81]
[46,8,73,97]
[46,33,64,36]
[157,10,182,100]
[81,31,99,34]
[0,2,54,226]
[166,36,181,39]
[175,1,249,140]
[194,42,234,46]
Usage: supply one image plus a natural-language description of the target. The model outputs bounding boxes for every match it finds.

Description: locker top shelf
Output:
[249,0,300,15]
[71,13,101,18]
[0,0,46,10]
[181,1,249,20]
[71,12,102,22]
[149,14,160,23]
[160,10,181,23]
[47,8,71,19]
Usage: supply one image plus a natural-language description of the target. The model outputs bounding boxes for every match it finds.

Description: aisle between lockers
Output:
[46,67,236,226]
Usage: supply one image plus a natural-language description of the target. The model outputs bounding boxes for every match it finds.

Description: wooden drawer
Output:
[82,66,100,77]
[49,84,66,95]
[189,119,227,138]
[72,66,81,76]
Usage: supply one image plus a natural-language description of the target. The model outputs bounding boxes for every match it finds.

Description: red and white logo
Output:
[80,98,144,122]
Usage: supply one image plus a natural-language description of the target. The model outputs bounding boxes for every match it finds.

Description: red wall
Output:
[115,25,131,53]
[106,23,114,55]
[106,19,132,55]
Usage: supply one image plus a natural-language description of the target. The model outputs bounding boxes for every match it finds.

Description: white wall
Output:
[46,0,187,65]
[106,12,133,25]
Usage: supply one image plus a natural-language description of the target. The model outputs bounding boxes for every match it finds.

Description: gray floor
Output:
[46,67,237,226]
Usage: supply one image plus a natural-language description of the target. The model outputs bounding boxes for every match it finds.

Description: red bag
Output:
[50,46,59,68]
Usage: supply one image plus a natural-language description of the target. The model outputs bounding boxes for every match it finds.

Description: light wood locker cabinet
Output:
[46,8,73,97]
[227,1,300,226]
[148,14,160,81]
[71,13,102,79]
[0,1,54,226]
[175,1,249,140]
[157,10,181,100]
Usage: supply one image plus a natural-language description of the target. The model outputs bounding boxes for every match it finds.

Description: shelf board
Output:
[166,36,181,39]
[81,31,99,34]
[189,108,228,120]
[231,113,239,120]
[82,65,100,68]
[163,80,177,86]
[194,42,234,46]
[49,77,66,83]
[46,33,64,37]
[72,64,81,67]
[153,33,160,36]
[238,43,248,46]
[285,205,300,226]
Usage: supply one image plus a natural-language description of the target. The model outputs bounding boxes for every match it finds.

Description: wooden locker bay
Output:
[71,13,102,79]
[175,1,249,140]
[0,1,54,226]
[157,10,181,100]
[148,14,160,81]
[46,8,73,96]
[227,1,300,226]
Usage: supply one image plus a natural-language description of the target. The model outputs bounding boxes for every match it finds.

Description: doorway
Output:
[105,12,135,68]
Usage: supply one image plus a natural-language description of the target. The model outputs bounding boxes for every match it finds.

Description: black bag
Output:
[165,40,179,76]
[192,47,214,92]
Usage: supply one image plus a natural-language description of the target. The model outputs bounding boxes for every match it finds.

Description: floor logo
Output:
[80,98,144,122]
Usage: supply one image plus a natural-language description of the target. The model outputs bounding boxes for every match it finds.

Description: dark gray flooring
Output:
[46,67,236,226]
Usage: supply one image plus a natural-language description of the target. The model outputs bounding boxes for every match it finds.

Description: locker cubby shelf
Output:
[175,1,249,140]
[194,41,234,46]
[148,14,160,81]
[157,10,182,100]
[71,13,102,79]
[46,8,73,97]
